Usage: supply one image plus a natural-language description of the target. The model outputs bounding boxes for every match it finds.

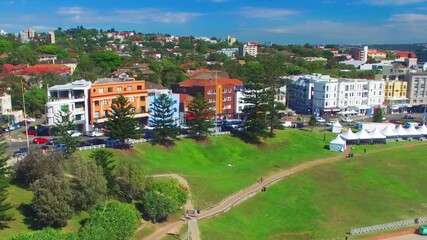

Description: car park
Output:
[33,137,48,144]
[341,117,354,123]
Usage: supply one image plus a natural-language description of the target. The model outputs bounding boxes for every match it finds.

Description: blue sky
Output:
[1,0,427,44]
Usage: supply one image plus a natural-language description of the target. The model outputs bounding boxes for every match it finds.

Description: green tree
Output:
[89,149,116,192]
[79,201,139,240]
[70,158,107,211]
[91,51,122,73]
[0,135,12,226]
[141,180,188,222]
[14,151,63,187]
[54,111,80,157]
[31,174,74,228]
[115,162,147,203]
[0,39,13,54]
[148,59,187,87]
[24,87,47,117]
[106,95,140,148]
[7,45,38,65]
[308,115,317,131]
[373,108,384,122]
[0,74,28,111]
[186,93,214,141]
[241,61,269,144]
[150,94,179,146]
[8,228,77,240]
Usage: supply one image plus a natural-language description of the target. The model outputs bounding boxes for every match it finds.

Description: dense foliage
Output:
[8,228,77,240]
[186,93,214,141]
[0,135,12,225]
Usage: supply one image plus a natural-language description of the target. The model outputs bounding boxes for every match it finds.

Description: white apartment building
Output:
[45,80,92,133]
[239,42,258,57]
[312,77,384,115]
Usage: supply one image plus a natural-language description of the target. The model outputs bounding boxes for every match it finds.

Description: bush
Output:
[79,201,139,240]
[8,228,77,240]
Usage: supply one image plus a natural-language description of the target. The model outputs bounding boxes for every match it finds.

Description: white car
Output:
[67,130,82,137]
[341,117,354,123]
[87,131,104,137]
[315,117,326,123]
[281,121,294,128]
[326,120,337,126]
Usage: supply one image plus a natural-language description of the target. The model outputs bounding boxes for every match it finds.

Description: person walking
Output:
[259,177,264,183]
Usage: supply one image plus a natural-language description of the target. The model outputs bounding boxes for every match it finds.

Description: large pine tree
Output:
[186,93,214,141]
[150,94,178,146]
[106,95,140,148]
[0,134,12,226]
[241,61,269,143]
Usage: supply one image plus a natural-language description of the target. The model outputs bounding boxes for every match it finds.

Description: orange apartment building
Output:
[89,78,149,127]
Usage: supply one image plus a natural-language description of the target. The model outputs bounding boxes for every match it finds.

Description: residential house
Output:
[46,80,92,133]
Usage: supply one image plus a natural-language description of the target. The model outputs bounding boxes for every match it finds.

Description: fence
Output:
[350,217,427,235]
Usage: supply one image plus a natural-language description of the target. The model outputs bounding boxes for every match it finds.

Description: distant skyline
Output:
[1,0,427,44]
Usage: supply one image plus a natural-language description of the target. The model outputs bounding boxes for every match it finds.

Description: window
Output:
[129,97,135,102]
[137,85,142,90]
[140,106,146,113]
[99,88,104,93]
[103,110,108,118]
[140,96,146,101]
[222,97,231,101]
[94,100,99,106]
[94,111,100,119]
[117,87,122,92]
[93,89,96,93]
[207,90,216,95]
[130,107,135,113]
[75,114,82,121]
[108,87,113,92]
[103,99,108,105]
[127,86,132,91]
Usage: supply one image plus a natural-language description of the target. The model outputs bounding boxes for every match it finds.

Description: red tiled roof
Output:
[20,64,70,74]
[187,69,215,77]
[395,52,417,58]
[179,78,243,87]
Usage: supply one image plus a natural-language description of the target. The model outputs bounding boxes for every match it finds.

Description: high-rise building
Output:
[47,31,55,44]
[239,42,258,57]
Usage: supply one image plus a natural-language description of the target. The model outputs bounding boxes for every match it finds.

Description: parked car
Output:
[341,117,354,123]
[67,130,82,137]
[403,114,415,119]
[405,122,419,128]
[315,117,326,123]
[105,138,120,147]
[40,145,49,153]
[326,120,337,126]
[86,131,104,137]
[281,121,294,128]
[33,137,48,144]
[47,138,59,145]
[13,147,28,157]
[54,144,67,152]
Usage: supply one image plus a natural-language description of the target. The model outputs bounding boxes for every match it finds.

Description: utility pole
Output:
[21,79,29,148]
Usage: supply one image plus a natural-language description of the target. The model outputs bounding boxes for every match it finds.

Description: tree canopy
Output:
[149,94,179,146]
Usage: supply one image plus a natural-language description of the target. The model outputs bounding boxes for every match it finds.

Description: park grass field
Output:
[81,129,339,209]
[198,142,427,240]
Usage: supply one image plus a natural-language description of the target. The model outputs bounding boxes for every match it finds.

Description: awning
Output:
[333,108,341,111]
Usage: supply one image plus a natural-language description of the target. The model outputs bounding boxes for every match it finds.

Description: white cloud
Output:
[239,7,300,18]
[263,20,427,43]
[359,0,427,6]
[389,13,427,21]
[56,7,202,24]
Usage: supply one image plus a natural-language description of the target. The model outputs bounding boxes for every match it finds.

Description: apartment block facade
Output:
[406,73,427,112]
[89,78,149,126]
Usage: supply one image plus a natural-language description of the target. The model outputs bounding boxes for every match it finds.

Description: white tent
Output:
[329,135,347,152]
[354,129,372,140]
[370,128,386,139]
[418,124,427,135]
[340,129,358,141]
[380,125,397,138]
[405,125,421,136]
[393,125,408,137]
[331,121,343,133]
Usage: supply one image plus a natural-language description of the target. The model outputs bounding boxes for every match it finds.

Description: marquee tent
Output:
[418,124,427,136]
[405,125,421,139]
[331,121,343,133]
[329,136,347,152]
[369,128,386,143]
[354,129,373,144]
[340,129,358,144]
[380,125,397,138]
[393,125,409,140]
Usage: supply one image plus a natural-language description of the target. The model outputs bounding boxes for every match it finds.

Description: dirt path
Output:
[142,142,427,239]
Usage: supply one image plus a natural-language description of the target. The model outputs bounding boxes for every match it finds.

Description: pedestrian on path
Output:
[259,177,264,183]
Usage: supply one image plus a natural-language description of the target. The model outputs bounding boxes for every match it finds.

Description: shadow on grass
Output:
[0,222,11,230]
[18,203,42,230]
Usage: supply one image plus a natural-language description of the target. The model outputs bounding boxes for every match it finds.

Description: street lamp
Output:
[21,79,30,148]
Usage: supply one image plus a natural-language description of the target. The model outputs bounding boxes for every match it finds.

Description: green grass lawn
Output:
[80,129,339,209]
[198,143,427,240]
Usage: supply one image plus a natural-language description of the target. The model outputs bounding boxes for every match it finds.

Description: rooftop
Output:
[179,78,243,87]
[146,81,167,90]
[48,80,92,91]
[93,77,142,85]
